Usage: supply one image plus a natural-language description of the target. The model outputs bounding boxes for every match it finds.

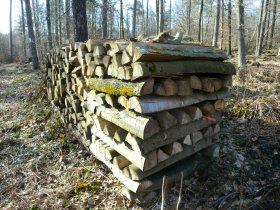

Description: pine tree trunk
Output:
[198,0,204,42]
[212,0,220,47]
[24,0,39,69]
[237,0,246,68]
[146,0,149,35]
[102,0,108,39]
[169,0,171,29]
[46,0,52,49]
[54,0,59,45]
[268,0,277,49]
[119,0,124,39]
[9,0,13,62]
[65,0,70,40]
[227,0,232,55]
[20,0,26,60]
[156,0,159,34]
[159,0,164,32]
[219,0,224,49]
[58,0,62,44]
[188,0,191,35]
[72,0,88,42]
[132,0,137,37]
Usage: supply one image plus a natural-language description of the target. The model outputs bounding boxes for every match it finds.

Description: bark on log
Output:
[89,77,154,96]
[126,42,228,62]
[132,61,236,80]
[128,88,229,114]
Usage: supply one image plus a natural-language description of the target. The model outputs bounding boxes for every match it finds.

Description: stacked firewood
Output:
[46,39,235,201]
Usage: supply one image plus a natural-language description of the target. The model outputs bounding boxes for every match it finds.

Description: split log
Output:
[126,42,228,62]
[122,50,132,65]
[105,94,118,107]
[161,78,178,96]
[153,82,166,95]
[128,88,229,114]
[94,45,106,56]
[175,78,193,96]
[118,96,129,109]
[85,100,161,139]
[103,123,119,137]
[151,111,178,130]
[191,131,203,144]
[214,99,225,111]
[104,41,128,56]
[157,149,170,163]
[131,61,236,80]
[183,106,203,120]
[161,142,184,156]
[113,155,131,169]
[169,110,192,124]
[89,77,154,96]
[113,128,128,142]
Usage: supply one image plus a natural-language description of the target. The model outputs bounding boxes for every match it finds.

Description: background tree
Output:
[20,0,26,60]
[212,0,220,47]
[119,0,125,39]
[159,0,164,32]
[132,0,137,37]
[46,0,52,49]
[9,0,13,62]
[268,0,277,49]
[198,0,204,42]
[237,0,246,68]
[72,0,88,42]
[102,0,108,39]
[24,0,39,69]
[227,0,232,55]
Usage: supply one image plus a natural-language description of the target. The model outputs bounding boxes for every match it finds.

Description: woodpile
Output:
[46,39,235,201]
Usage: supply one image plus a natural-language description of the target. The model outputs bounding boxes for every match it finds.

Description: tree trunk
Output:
[169,0,172,29]
[159,0,164,32]
[198,0,204,42]
[255,0,264,56]
[212,0,220,47]
[20,0,27,60]
[119,0,124,39]
[9,0,13,62]
[102,0,108,39]
[156,0,159,34]
[54,0,59,45]
[237,0,246,68]
[46,0,52,49]
[58,0,62,44]
[132,0,137,37]
[256,0,270,56]
[65,0,70,40]
[219,0,224,49]
[227,0,232,55]
[24,0,39,69]
[146,0,149,35]
[188,0,191,35]
[268,0,277,49]
[72,0,88,42]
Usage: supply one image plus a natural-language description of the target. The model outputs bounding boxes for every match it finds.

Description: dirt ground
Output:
[0,55,279,210]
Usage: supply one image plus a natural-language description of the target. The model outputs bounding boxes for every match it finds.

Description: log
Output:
[105,94,118,107]
[191,131,203,144]
[157,149,170,163]
[86,39,104,52]
[175,78,193,96]
[84,101,161,139]
[95,66,105,78]
[131,61,236,80]
[182,135,192,145]
[124,66,133,80]
[89,77,154,96]
[104,41,128,56]
[121,50,132,65]
[189,75,202,90]
[102,55,111,69]
[112,54,122,68]
[128,88,229,114]
[113,155,131,169]
[151,111,178,130]
[161,142,184,156]
[126,42,228,62]
[89,141,152,193]
[113,128,128,142]
[214,99,225,111]
[153,82,166,95]
[183,106,203,120]
[118,95,129,109]
[169,110,192,124]
[92,128,158,171]
[161,78,178,96]
[103,123,119,137]
[199,102,216,115]
[134,118,219,154]
[94,45,106,56]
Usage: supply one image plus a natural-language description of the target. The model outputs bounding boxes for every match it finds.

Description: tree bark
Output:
[237,0,246,68]
[46,0,52,49]
[102,0,108,39]
[268,0,277,49]
[159,0,164,32]
[9,0,13,62]
[119,0,124,39]
[132,0,137,37]
[156,0,159,34]
[227,0,232,55]
[256,0,270,56]
[20,0,26,60]
[24,0,39,69]
[212,0,220,47]
[198,0,204,42]
[255,0,264,56]
[72,0,88,42]
[65,0,70,40]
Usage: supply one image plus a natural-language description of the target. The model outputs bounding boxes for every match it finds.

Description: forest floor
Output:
[0,55,279,210]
